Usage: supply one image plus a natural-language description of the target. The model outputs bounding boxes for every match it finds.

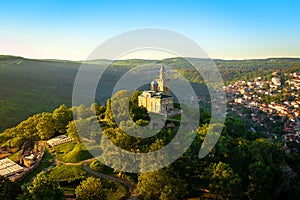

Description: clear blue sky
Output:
[0,0,299,60]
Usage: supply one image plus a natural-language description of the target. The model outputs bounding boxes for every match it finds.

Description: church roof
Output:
[139,91,172,99]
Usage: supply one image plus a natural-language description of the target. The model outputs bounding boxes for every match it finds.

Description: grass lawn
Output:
[43,148,55,161]
[53,142,93,163]
[47,164,87,182]
[7,150,20,163]
[19,149,54,184]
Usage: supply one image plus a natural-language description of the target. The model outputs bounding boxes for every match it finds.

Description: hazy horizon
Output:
[1,54,300,62]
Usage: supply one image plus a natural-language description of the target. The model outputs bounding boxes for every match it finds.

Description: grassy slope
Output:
[47,164,87,181]
[54,142,93,163]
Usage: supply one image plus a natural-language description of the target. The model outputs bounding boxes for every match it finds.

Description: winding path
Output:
[55,157,96,166]
[82,163,139,200]
[55,158,139,199]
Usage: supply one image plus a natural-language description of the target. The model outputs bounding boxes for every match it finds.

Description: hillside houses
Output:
[226,72,300,141]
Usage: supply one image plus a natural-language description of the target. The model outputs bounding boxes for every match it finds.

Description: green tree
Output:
[225,117,245,137]
[75,176,106,200]
[100,127,138,172]
[19,172,64,200]
[207,161,241,200]
[72,104,94,120]
[66,121,80,142]
[137,168,186,200]
[104,90,148,125]
[16,114,41,140]
[36,112,55,140]
[72,116,101,143]
[230,138,284,199]
[130,105,149,122]
[91,103,106,118]
[9,137,26,148]
[130,90,141,107]
[246,161,274,200]
[0,175,22,200]
[104,99,116,126]
[140,139,166,171]
[129,90,149,122]
[53,104,72,133]
[111,90,131,123]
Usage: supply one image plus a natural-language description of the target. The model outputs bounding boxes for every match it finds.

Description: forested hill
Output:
[0,56,79,132]
[0,55,299,132]
[162,57,300,84]
[214,58,300,83]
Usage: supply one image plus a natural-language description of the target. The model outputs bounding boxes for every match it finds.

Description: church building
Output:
[138,65,174,115]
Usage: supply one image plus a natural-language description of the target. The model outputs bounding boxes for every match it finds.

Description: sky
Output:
[0,0,299,60]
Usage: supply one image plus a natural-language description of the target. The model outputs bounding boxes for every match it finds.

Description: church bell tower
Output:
[156,65,170,95]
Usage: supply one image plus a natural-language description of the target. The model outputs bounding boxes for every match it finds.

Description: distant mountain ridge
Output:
[1,54,300,62]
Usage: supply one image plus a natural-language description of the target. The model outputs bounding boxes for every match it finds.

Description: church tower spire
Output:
[159,65,165,79]
[156,65,170,95]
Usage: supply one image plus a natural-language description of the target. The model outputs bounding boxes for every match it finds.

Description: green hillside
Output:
[0,56,79,131]
[0,55,299,132]
[0,56,135,131]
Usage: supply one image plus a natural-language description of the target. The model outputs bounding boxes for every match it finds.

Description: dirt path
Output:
[55,157,96,166]
[82,162,139,200]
